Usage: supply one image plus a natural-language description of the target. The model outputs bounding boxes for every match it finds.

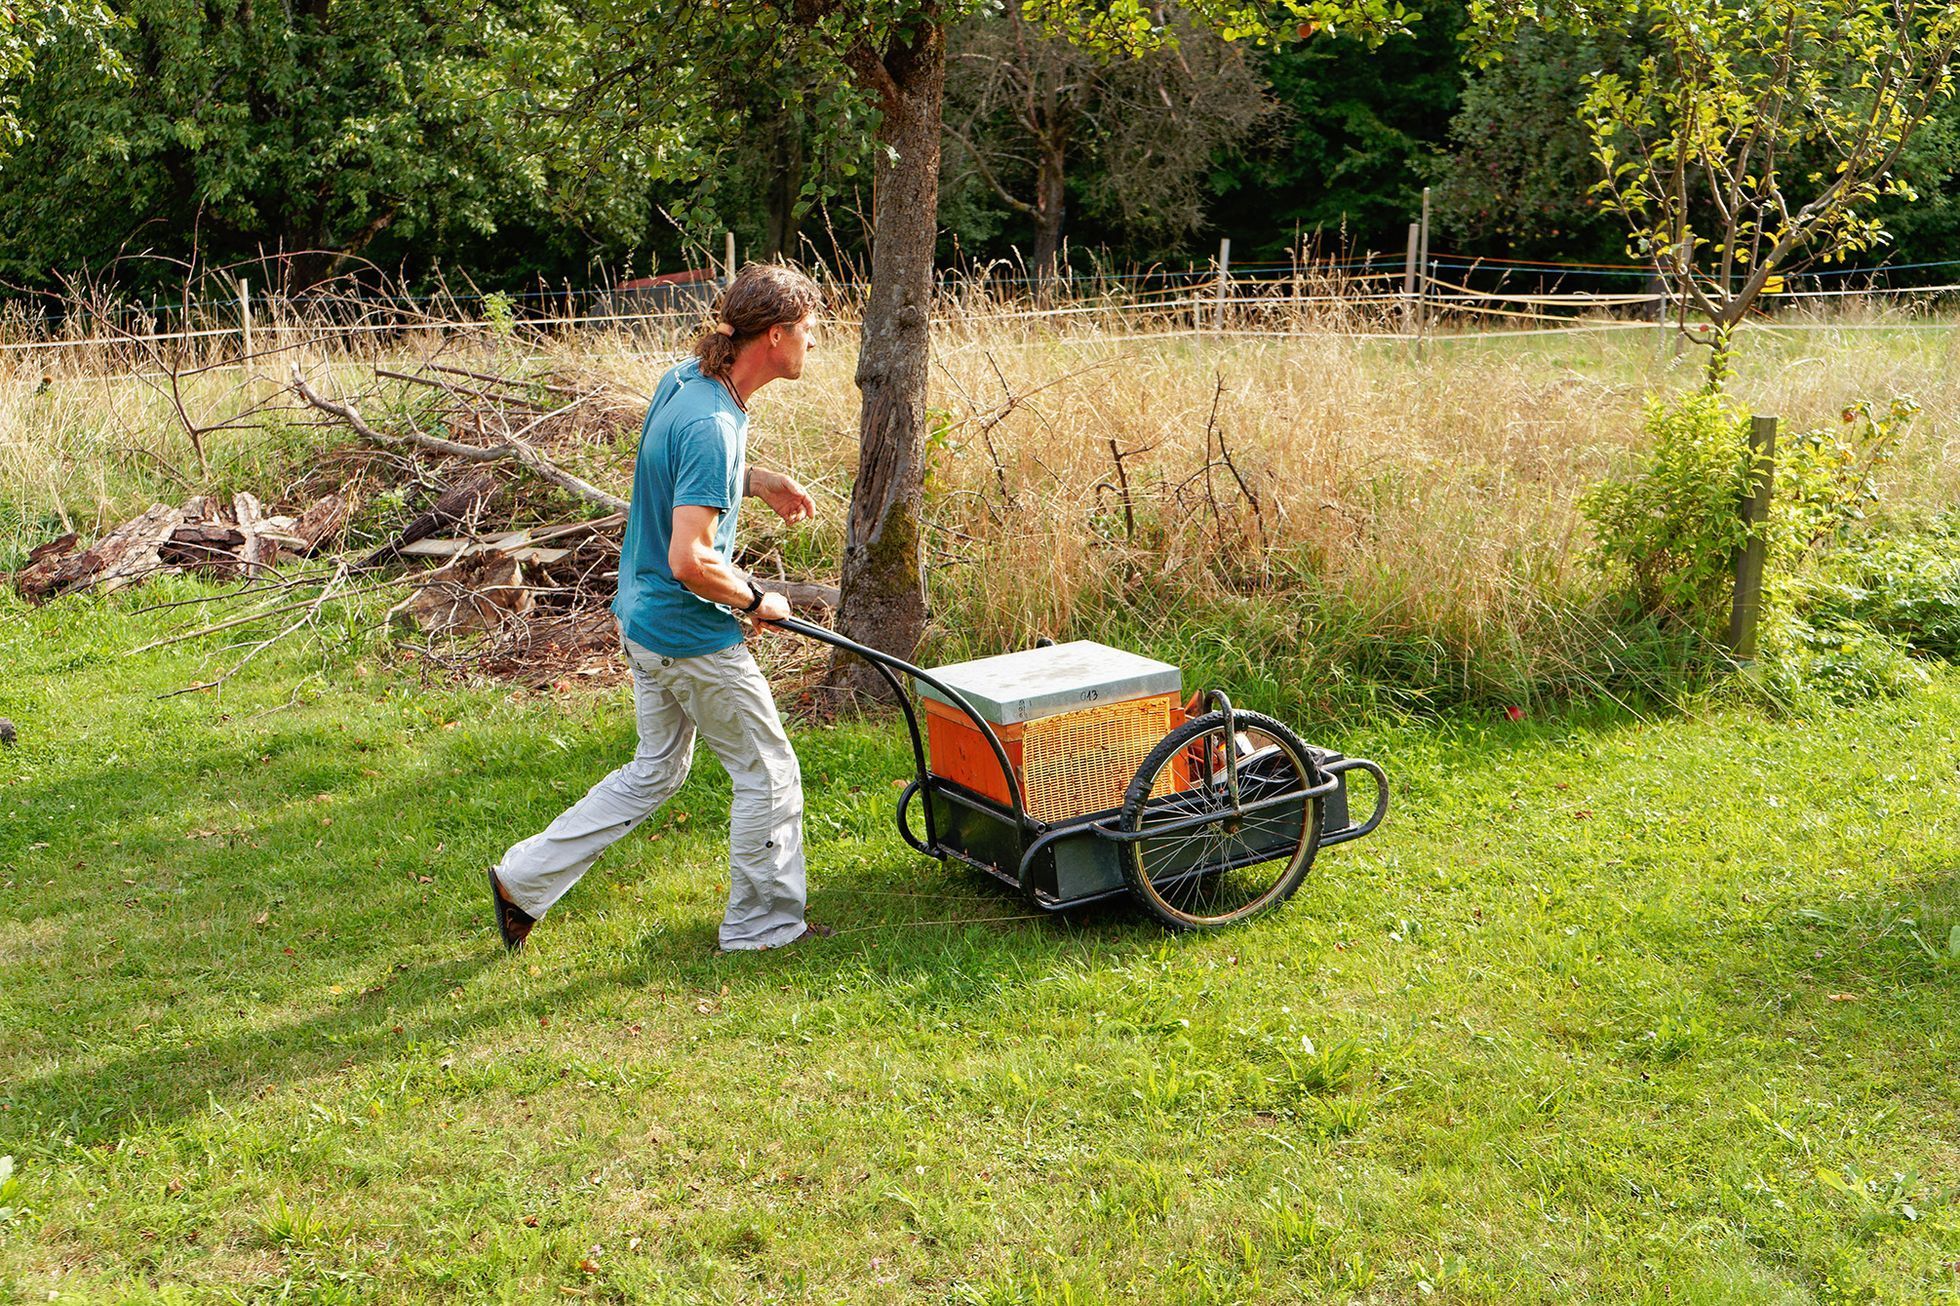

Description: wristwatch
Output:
[741,579,766,613]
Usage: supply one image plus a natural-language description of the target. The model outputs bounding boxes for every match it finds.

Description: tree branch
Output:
[943,121,1035,213]
[290,367,628,514]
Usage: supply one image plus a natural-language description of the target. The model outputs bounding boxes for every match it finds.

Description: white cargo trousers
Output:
[494,633,808,950]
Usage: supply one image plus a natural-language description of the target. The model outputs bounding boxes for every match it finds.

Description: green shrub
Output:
[481,291,517,339]
[1581,391,1755,632]
[1583,390,1942,706]
[1772,398,1914,558]
[1758,612,1930,705]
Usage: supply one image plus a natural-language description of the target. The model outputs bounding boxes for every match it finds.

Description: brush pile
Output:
[10,358,836,691]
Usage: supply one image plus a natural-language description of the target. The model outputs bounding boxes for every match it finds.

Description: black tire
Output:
[1117,710,1323,931]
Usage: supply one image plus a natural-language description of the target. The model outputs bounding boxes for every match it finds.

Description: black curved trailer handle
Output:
[1318,756,1389,846]
[770,616,1035,834]
[894,778,933,855]
[1201,688,1243,814]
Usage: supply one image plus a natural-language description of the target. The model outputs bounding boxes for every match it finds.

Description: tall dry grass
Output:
[6,290,1959,714]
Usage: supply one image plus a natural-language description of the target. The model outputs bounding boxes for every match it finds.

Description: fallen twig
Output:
[127,573,411,655]
[160,560,352,698]
[427,361,583,397]
[374,366,551,412]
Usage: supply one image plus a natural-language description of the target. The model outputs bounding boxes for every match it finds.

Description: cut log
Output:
[27,533,78,564]
[291,494,350,554]
[238,532,283,578]
[362,473,496,568]
[222,492,304,576]
[14,533,79,599]
[91,505,189,593]
[389,550,534,635]
[165,524,246,550]
[397,535,570,566]
[21,504,186,601]
[160,524,248,578]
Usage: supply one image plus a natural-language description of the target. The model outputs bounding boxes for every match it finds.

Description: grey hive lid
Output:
[915,641,1182,725]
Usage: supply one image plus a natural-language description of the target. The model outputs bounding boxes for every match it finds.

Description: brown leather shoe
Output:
[487,868,536,952]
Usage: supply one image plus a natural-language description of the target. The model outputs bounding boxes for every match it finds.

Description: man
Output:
[487,263,830,953]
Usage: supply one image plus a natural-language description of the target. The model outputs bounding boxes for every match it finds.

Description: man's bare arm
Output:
[743,467,817,523]
[667,505,790,622]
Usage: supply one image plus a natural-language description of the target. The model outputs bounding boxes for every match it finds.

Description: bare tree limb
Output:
[290,366,628,514]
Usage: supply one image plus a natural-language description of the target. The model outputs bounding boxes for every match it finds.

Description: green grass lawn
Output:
[3,585,1959,1303]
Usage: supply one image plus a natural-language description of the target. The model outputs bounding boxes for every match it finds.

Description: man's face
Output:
[769,314,816,380]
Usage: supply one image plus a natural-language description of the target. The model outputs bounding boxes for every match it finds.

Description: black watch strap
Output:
[741,580,765,613]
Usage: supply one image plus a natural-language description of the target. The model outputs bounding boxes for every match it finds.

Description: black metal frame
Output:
[775,616,1388,911]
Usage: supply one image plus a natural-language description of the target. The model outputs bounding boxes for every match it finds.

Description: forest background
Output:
[10,0,1956,297]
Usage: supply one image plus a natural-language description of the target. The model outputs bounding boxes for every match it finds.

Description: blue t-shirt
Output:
[611,359,748,658]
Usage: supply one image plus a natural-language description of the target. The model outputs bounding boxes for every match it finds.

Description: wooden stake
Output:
[1213,237,1232,331]
[1416,187,1431,355]
[239,277,253,366]
[725,232,738,287]
[1402,222,1419,340]
[1727,414,1778,661]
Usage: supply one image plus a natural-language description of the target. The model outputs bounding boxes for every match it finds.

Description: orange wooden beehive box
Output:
[916,642,1186,824]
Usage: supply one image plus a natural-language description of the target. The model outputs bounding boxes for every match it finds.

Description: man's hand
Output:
[749,590,793,631]
[748,468,816,524]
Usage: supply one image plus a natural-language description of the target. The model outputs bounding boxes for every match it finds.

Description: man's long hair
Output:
[695,263,825,379]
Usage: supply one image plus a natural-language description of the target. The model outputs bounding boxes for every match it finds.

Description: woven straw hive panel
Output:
[1018,694,1179,823]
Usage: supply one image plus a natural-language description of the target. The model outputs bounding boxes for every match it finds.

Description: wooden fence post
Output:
[1402,222,1419,341]
[724,232,737,288]
[238,277,253,366]
[1213,236,1231,331]
[1727,414,1778,660]
[1416,186,1431,355]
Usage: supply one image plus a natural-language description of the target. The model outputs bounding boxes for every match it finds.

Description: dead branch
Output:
[129,565,345,614]
[427,361,583,397]
[290,366,628,514]
[1104,437,1145,540]
[1213,425,1267,550]
[524,513,626,544]
[127,571,409,655]
[374,366,552,412]
[159,560,353,698]
[1201,372,1225,529]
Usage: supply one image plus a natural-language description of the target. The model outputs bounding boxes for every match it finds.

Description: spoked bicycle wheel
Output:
[1117,710,1323,931]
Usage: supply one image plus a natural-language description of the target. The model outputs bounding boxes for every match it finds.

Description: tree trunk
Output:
[1029,134,1067,287]
[827,20,946,699]
[764,114,806,258]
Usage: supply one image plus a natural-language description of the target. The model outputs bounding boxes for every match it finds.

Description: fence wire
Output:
[5,265,1958,360]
